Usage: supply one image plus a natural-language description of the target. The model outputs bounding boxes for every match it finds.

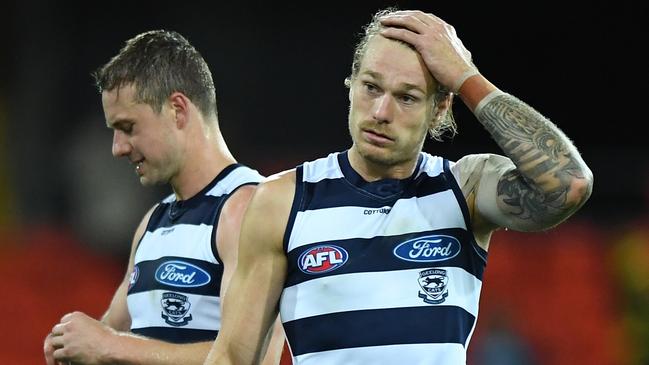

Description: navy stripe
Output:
[285,228,485,287]
[132,327,218,343]
[284,166,303,252]
[284,306,475,356]
[147,195,221,230]
[128,256,222,295]
[301,173,451,210]
[145,164,258,231]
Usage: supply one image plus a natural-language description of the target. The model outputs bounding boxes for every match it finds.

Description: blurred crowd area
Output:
[1,217,648,364]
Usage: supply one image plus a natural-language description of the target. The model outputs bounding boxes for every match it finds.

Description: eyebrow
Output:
[361,70,427,95]
[107,118,133,129]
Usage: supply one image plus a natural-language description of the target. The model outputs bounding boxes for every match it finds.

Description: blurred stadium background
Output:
[0,1,647,364]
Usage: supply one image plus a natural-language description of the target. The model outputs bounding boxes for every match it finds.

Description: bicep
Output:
[215,185,256,300]
[216,175,293,363]
[470,153,561,232]
[101,278,131,331]
[454,154,518,232]
[102,205,156,331]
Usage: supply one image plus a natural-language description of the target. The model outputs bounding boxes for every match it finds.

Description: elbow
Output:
[566,167,594,211]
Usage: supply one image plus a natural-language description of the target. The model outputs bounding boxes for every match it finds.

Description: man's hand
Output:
[44,331,65,365]
[48,311,117,365]
[378,10,477,92]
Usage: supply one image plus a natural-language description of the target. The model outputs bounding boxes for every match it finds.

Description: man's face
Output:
[102,84,182,186]
[348,35,436,168]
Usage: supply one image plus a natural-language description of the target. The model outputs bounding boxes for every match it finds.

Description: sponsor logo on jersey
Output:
[418,268,449,304]
[393,235,461,262]
[128,265,139,290]
[160,228,175,236]
[155,260,211,288]
[363,207,391,215]
[298,245,349,274]
[160,292,192,326]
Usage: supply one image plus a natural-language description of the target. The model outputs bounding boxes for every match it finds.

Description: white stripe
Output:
[292,343,466,365]
[162,193,175,204]
[136,224,216,263]
[302,153,344,183]
[287,190,466,251]
[128,290,221,331]
[280,266,482,322]
[415,153,444,179]
[207,167,263,197]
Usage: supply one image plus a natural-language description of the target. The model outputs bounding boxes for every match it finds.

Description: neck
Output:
[171,126,236,201]
[347,146,419,182]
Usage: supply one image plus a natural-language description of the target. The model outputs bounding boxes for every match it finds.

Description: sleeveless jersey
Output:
[280,151,487,364]
[126,164,263,343]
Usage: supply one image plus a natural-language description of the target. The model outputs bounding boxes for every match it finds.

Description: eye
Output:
[398,94,419,105]
[123,124,134,134]
[363,82,381,95]
[115,122,134,134]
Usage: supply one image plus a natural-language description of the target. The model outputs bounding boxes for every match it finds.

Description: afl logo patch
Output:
[128,265,139,290]
[393,235,461,262]
[155,260,211,288]
[298,245,349,274]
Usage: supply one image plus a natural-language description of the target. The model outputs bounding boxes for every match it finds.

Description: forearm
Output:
[460,75,593,226]
[104,333,212,365]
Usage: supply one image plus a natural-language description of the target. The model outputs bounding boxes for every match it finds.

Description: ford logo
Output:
[155,260,211,288]
[393,235,461,262]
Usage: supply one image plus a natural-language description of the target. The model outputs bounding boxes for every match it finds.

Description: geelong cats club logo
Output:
[418,269,449,304]
[298,245,349,274]
[161,292,193,326]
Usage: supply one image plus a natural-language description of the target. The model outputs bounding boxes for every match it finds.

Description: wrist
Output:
[100,329,125,364]
[457,74,499,112]
[451,69,480,94]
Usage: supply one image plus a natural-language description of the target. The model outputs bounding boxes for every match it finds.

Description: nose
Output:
[112,130,131,158]
[373,94,394,123]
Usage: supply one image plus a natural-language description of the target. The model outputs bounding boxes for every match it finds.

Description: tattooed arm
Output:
[378,10,593,240]
[455,75,593,239]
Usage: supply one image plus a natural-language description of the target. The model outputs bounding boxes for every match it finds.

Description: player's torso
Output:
[126,164,262,343]
[280,152,487,365]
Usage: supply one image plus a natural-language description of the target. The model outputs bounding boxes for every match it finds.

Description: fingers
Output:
[378,10,457,50]
[379,27,420,47]
[379,11,431,34]
[49,332,66,348]
[45,332,68,365]
[379,10,449,31]
[44,333,57,365]
[51,322,66,336]
[60,311,83,323]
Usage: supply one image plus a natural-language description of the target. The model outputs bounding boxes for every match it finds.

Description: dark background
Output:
[0,1,647,364]
[2,2,647,252]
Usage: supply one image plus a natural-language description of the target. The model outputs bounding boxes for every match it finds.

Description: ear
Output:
[430,93,454,128]
[344,77,353,102]
[168,92,190,129]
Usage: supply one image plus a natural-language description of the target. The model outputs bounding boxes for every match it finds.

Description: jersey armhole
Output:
[209,182,260,264]
[443,159,488,263]
[282,167,303,253]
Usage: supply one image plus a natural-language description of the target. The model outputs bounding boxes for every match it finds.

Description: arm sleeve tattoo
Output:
[475,92,593,227]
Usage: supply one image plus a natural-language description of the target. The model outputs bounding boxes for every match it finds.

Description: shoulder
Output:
[133,204,158,243]
[451,153,514,195]
[252,169,297,209]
